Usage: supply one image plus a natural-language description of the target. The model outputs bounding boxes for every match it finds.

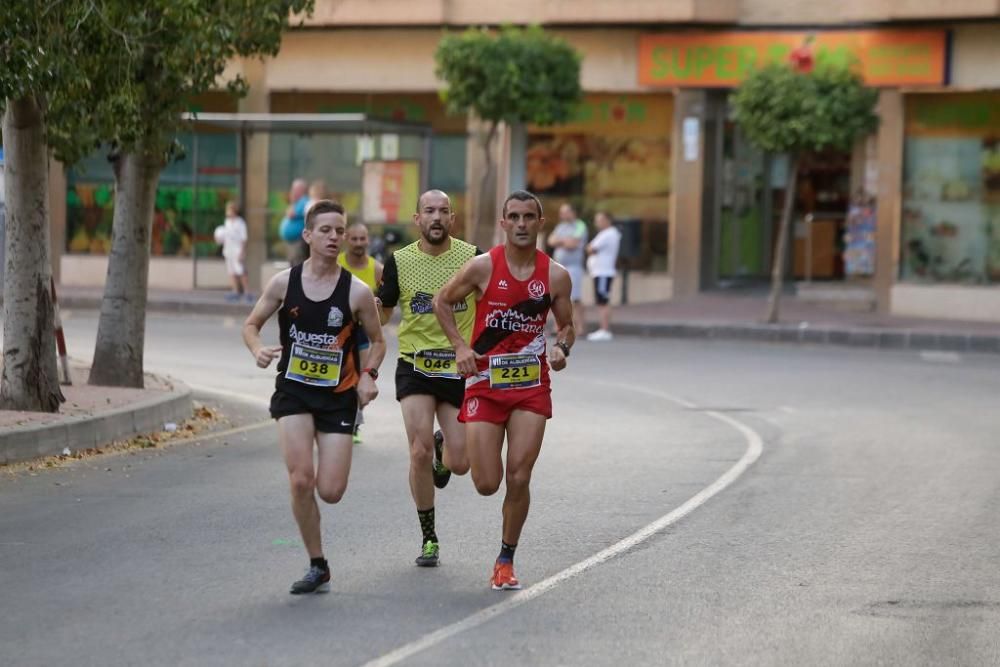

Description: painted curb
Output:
[0,379,193,465]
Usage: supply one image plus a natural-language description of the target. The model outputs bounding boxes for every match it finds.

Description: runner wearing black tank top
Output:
[243,199,386,595]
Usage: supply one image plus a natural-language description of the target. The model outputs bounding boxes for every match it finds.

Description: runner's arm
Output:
[351,279,385,407]
[374,259,384,288]
[548,264,575,372]
[376,254,399,325]
[242,271,288,368]
[433,254,491,376]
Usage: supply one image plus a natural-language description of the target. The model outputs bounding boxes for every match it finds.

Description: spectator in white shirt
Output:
[585,211,621,341]
[214,201,250,302]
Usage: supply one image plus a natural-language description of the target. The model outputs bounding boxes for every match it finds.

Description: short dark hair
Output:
[306,199,345,229]
[502,190,543,218]
[595,210,614,224]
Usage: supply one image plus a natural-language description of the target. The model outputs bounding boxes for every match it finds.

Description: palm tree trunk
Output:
[764,155,800,324]
[0,96,63,412]
[89,144,161,388]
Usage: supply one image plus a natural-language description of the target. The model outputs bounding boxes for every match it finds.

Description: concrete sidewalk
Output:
[58,284,1000,354]
[0,363,193,465]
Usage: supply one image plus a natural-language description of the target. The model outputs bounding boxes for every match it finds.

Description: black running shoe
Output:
[415,540,440,567]
[432,429,451,489]
[289,566,331,594]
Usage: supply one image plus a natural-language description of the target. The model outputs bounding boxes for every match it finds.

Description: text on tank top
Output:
[276,264,359,392]
[469,246,552,390]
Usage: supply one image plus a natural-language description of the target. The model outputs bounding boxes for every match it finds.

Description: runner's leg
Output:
[401,395,437,511]
[315,431,353,504]
[466,420,507,496]
[436,402,469,475]
[279,414,322,558]
[501,409,546,546]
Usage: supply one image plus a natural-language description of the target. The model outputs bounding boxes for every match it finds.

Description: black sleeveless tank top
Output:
[276,264,359,394]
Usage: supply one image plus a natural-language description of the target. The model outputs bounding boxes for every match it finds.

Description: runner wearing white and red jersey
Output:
[433,190,575,590]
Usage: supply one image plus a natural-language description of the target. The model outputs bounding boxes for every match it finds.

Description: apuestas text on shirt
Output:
[289,323,340,348]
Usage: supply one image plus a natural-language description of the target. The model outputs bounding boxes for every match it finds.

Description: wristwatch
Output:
[362,367,379,380]
[554,341,571,357]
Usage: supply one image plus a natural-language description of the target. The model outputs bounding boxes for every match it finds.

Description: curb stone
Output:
[0,380,193,465]
[611,321,1000,355]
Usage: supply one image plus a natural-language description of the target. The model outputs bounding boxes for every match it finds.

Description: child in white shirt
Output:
[214,201,250,302]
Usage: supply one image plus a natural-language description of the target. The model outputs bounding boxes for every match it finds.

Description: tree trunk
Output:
[0,97,64,412]
[472,121,499,251]
[88,146,161,388]
[764,155,800,324]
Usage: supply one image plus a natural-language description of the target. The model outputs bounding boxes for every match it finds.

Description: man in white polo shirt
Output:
[585,211,621,342]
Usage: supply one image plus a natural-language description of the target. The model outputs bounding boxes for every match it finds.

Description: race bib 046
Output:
[285,343,342,387]
[488,353,541,390]
[414,348,461,379]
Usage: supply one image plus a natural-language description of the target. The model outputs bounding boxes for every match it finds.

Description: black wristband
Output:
[554,341,571,357]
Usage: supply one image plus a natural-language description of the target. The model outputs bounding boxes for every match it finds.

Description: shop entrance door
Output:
[702,94,774,288]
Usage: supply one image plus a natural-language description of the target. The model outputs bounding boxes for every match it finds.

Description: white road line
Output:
[359,381,765,667]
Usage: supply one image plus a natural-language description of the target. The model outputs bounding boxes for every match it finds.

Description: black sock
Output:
[418,507,438,544]
[498,541,517,563]
[310,556,329,572]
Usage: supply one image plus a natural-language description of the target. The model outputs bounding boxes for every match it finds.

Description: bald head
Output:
[291,178,308,200]
[345,221,370,259]
[414,189,454,246]
[417,189,451,212]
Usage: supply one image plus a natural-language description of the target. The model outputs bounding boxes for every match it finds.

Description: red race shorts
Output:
[459,385,552,424]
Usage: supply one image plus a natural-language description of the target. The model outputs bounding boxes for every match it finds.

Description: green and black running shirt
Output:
[378,238,479,359]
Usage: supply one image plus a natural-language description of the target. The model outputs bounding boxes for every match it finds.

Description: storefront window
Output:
[901,93,1000,284]
[66,131,239,257]
[526,94,673,272]
[267,93,469,257]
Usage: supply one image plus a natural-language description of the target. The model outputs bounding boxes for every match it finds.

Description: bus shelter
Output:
[179,112,433,288]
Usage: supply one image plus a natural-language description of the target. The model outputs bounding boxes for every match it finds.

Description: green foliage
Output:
[0,1,111,164]
[1,1,314,166]
[435,25,582,127]
[730,62,879,155]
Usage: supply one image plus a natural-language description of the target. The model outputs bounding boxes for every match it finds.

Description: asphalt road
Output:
[2,311,999,666]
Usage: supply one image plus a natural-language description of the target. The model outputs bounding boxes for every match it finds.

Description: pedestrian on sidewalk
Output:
[243,199,386,595]
[585,210,621,342]
[214,201,251,303]
[546,202,587,333]
[279,178,310,266]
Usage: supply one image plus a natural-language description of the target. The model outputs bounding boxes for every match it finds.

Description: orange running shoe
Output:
[490,560,522,591]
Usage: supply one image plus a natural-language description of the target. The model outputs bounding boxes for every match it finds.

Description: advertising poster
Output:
[362,160,420,224]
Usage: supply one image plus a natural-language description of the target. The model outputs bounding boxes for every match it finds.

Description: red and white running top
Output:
[466,246,552,392]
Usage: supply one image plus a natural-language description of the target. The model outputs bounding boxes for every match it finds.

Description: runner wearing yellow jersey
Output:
[377,190,480,567]
[339,222,384,444]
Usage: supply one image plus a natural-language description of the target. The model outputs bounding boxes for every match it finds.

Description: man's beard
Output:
[422,226,447,245]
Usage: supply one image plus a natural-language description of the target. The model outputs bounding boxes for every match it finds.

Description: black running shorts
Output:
[269,385,359,434]
[394,358,465,408]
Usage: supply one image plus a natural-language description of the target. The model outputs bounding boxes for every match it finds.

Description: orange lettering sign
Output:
[639,30,946,87]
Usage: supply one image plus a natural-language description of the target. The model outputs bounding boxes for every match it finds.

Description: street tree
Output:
[435,25,581,249]
[0,1,113,411]
[730,46,878,323]
[88,0,312,388]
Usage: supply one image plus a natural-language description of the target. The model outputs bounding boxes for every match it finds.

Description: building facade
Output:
[50,0,1000,321]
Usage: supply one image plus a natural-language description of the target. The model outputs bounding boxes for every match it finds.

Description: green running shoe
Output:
[431,429,451,489]
[415,540,440,567]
